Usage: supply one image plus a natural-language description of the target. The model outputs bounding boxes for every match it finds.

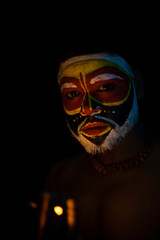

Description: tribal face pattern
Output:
[58,53,139,154]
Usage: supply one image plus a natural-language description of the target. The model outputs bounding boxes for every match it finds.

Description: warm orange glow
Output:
[54,206,63,216]
[66,199,76,229]
[38,192,51,240]
[29,201,38,209]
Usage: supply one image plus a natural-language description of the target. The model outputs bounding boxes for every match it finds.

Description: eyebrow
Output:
[90,73,123,84]
[86,66,129,82]
[60,82,77,91]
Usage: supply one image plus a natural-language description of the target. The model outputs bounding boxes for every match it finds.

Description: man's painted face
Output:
[58,54,138,154]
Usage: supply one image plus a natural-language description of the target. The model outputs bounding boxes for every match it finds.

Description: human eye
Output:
[66,90,81,99]
[96,83,115,92]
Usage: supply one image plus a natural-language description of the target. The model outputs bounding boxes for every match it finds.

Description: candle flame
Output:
[54,206,63,216]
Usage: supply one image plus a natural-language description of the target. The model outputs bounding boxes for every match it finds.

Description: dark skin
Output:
[39,63,160,239]
[42,121,160,240]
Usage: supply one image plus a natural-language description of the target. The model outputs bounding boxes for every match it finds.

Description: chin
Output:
[71,122,136,155]
[68,99,139,155]
[68,83,139,155]
[71,127,126,155]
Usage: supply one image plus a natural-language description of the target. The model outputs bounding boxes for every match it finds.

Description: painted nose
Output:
[80,95,102,116]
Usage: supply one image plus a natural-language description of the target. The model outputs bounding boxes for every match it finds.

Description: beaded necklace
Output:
[90,146,151,175]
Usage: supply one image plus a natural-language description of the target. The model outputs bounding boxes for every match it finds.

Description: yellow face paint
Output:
[80,122,112,138]
[58,59,130,83]
[57,54,138,154]
[59,59,132,115]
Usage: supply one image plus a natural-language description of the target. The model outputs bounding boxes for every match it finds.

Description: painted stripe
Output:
[61,82,77,91]
[64,106,81,115]
[89,81,132,106]
[81,125,112,138]
[90,73,123,84]
[79,72,93,112]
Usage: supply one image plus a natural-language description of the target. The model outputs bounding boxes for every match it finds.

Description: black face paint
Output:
[66,82,134,146]
[58,55,139,154]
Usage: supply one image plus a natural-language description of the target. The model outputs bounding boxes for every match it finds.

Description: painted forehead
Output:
[58,53,134,83]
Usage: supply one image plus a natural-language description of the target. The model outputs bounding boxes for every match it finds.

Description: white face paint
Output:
[68,83,138,155]
[90,73,123,84]
[60,82,77,92]
[58,52,139,155]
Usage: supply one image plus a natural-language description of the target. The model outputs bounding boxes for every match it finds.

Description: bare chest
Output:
[62,169,160,240]
[47,150,160,239]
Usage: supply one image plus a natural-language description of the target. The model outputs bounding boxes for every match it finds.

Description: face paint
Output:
[58,53,139,154]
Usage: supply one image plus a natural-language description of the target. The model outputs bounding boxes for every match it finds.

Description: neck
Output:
[94,121,147,165]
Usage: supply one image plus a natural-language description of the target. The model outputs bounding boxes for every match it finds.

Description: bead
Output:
[91,147,151,174]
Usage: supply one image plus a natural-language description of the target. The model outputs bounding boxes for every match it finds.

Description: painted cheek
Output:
[66,112,86,136]
[60,77,85,114]
[87,78,131,105]
[62,90,85,113]
[98,83,134,126]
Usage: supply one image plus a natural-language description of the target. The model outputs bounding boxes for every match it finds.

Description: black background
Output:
[7,5,160,239]
[18,20,159,204]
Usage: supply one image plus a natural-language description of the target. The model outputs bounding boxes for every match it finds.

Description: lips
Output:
[81,122,112,137]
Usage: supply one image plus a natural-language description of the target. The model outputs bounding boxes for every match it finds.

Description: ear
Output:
[133,69,144,100]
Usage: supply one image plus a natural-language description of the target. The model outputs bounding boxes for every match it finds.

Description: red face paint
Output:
[60,67,131,115]
[60,77,85,113]
[86,67,131,105]
[58,56,137,154]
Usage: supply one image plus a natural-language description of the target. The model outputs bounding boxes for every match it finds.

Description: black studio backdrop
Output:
[12,14,160,239]
[17,22,160,197]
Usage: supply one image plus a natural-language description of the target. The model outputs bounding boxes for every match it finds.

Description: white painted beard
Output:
[67,85,139,155]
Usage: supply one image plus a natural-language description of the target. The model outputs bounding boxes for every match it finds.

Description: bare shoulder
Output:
[150,134,160,168]
[144,133,160,189]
